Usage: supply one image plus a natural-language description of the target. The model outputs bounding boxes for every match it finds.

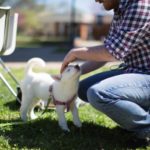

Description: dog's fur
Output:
[20,57,81,131]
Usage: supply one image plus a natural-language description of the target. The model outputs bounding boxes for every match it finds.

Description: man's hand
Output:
[60,49,77,73]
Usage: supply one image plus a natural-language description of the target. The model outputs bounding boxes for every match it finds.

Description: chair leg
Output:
[0,73,21,103]
[0,58,19,84]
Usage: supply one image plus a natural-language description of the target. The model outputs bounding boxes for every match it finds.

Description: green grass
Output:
[16,35,69,48]
[0,67,149,150]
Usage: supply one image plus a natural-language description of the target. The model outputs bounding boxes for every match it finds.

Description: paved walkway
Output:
[1,46,66,69]
[3,62,62,70]
[1,47,66,62]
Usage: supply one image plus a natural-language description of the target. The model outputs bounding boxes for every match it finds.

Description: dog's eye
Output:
[67,69,70,72]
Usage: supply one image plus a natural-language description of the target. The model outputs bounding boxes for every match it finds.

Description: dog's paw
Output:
[74,121,82,128]
[62,127,70,132]
[20,114,28,122]
[60,125,70,132]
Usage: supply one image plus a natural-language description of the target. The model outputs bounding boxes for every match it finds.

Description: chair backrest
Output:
[0,11,5,51]
[2,13,18,55]
[0,6,18,56]
[0,6,10,52]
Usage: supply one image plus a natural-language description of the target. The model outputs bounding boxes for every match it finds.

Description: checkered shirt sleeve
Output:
[104,0,150,73]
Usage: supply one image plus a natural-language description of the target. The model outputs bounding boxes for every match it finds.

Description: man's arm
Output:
[80,61,106,75]
[61,45,117,73]
[72,45,115,62]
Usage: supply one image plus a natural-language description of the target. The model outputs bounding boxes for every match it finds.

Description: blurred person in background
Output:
[61,0,150,139]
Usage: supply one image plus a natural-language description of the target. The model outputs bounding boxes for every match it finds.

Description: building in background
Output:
[2,0,113,44]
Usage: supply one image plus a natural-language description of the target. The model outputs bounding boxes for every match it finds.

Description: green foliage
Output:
[0,67,149,149]
[22,10,41,31]
[16,35,69,48]
[17,9,44,36]
[0,0,5,5]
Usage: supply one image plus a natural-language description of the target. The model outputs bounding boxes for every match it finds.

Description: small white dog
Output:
[20,57,82,131]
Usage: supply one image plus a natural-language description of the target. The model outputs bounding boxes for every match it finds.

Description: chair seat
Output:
[0,6,11,10]
[0,6,18,55]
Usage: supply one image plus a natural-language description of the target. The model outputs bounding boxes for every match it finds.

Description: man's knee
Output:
[87,85,114,106]
[87,86,103,107]
[87,87,97,102]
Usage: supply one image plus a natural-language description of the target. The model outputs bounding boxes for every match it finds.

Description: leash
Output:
[0,120,36,127]
[41,97,52,115]
[41,85,54,115]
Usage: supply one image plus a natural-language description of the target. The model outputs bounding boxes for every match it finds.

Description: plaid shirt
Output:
[104,0,150,73]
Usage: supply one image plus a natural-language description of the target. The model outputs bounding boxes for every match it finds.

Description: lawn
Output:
[16,35,70,48]
[0,66,149,150]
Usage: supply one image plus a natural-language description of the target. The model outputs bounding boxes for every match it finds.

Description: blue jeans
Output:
[78,69,150,131]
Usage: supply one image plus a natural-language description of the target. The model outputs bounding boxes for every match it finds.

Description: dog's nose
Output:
[74,65,80,70]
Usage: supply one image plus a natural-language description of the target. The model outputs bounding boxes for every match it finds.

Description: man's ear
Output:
[51,75,61,81]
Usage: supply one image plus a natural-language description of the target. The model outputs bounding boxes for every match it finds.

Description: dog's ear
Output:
[51,75,61,81]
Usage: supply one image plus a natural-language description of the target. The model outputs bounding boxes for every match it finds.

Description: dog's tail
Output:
[25,57,46,75]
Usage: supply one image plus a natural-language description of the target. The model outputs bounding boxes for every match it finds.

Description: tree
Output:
[0,0,5,5]
[2,0,36,9]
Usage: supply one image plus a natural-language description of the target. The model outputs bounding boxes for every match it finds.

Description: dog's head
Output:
[61,65,81,81]
[52,65,81,82]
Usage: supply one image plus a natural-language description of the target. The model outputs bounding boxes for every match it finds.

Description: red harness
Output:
[49,86,76,112]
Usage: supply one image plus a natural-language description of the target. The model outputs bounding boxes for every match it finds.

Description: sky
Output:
[3,0,113,16]
[37,0,113,16]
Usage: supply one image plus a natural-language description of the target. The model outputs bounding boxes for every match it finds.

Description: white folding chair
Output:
[0,6,21,104]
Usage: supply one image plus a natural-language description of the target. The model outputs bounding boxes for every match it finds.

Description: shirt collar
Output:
[116,0,131,14]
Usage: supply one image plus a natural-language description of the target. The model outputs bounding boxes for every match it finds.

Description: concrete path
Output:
[3,62,62,70]
[1,46,66,69]
[1,47,66,62]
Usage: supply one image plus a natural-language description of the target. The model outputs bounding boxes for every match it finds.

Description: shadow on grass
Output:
[0,118,149,150]
[4,100,20,111]
[4,100,55,114]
